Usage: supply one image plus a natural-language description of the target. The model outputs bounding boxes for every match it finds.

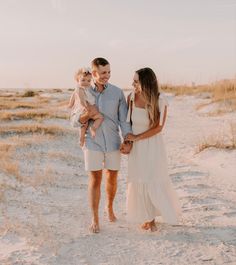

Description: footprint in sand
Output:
[170,170,207,182]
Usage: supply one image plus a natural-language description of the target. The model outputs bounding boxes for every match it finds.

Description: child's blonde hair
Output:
[74,67,92,81]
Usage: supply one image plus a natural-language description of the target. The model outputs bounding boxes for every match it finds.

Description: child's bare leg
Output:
[79,123,88,147]
[90,112,104,138]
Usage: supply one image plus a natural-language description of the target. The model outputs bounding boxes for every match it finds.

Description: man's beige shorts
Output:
[83,149,121,171]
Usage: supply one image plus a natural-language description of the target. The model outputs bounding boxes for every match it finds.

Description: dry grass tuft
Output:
[0,124,72,136]
[0,136,58,187]
[0,208,59,254]
[0,143,20,178]
[0,183,6,202]
[0,94,51,110]
[16,165,56,189]
[0,100,38,110]
[0,110,68,121]
[162,79,236,115]
[47,151,77,162]
[54,99,69,107]
[196,123,236,153]
[22,90,37,97]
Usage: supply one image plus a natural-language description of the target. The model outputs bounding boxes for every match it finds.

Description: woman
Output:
[125,67,181,231]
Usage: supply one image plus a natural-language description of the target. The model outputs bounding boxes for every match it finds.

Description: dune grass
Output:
[0,124,72,136]
[0,110,68,121]
[196,123,236,153]
[0,100,39,110]
[0,135,59,188]
[0,183,5,202]
[0,143,20,178]
[162,79,236,115]
[22,90,37,97]
[161,79,236,97]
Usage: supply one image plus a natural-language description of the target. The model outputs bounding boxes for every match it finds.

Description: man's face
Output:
[92,64,111,85]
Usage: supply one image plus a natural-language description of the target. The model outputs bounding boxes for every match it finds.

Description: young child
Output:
[68,67,104,147]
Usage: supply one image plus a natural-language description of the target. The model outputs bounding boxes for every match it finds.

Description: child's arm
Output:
[68,93,75,109]
[78,88,88,108]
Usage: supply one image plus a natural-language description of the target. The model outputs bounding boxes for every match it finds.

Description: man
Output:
[79,57,132,233]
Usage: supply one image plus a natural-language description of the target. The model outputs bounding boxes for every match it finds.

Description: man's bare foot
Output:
[89,222,100,233]
[141,220,157,232]
[105,207,117,222]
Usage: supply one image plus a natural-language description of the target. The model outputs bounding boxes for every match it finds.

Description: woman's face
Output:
[132,73,141,93]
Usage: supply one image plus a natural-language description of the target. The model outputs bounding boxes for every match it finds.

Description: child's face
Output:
[77,74,92,88]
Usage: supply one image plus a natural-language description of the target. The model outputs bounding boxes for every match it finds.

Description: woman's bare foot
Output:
[141,222,150,230]
[141,220,157,232]
[89,222,100,233]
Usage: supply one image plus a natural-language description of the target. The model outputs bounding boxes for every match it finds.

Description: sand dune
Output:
[0,89,236,265]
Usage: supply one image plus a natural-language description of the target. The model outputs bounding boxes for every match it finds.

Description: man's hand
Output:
[86,104,98,116]
[79,104,98,124]
[120,141,133,155]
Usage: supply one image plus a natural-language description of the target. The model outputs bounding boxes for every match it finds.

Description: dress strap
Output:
[126,91,134,125]
[130,91,135,102]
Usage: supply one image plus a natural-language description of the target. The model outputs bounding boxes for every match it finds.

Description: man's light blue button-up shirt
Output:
[84,83,132,152]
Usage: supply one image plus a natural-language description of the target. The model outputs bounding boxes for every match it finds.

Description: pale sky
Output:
[0,0,235,89]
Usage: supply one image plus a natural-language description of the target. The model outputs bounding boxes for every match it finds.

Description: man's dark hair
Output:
[91,57,109,69]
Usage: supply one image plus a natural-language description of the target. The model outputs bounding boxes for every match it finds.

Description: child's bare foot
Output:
[79,137,85,147]
[90,125,96,138]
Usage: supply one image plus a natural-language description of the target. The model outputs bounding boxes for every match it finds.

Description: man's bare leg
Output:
[105,170,118,222]
[88,170,102,233]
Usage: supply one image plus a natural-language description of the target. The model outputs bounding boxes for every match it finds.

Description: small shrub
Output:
[23,90,36,97]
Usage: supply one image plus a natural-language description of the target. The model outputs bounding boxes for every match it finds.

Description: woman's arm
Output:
[125,106,167,142]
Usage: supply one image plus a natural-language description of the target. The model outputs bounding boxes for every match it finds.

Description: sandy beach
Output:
[0,88,236,265]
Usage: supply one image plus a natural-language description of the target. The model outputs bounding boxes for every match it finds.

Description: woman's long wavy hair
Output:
[136,67,160,127]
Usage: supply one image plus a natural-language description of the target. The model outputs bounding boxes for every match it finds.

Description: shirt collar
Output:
[92,83,108,92]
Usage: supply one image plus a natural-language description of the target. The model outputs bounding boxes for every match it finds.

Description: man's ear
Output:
[92,70,97,78]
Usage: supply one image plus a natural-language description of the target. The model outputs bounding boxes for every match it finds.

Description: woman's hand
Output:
[125,133,138,142]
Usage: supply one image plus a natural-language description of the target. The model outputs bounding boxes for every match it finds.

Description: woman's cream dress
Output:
[127,93,181,225]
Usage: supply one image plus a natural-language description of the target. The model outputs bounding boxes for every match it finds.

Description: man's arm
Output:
[79,104,98,124]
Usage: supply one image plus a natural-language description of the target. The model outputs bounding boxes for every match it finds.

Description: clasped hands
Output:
[120,133,138,155]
